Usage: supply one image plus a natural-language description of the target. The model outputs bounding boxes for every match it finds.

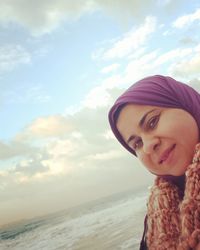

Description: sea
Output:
[0,187,148,250]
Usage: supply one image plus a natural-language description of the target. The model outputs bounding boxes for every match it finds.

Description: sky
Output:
[0,0,200,226]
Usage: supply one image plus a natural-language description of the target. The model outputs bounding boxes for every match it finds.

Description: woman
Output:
[108,75,200,250]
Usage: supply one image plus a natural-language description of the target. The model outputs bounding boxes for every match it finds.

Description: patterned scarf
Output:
[146,143,200,250]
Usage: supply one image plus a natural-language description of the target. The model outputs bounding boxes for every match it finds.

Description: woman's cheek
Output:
[138,154,151,171]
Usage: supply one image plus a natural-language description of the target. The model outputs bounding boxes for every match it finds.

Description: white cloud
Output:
[0,45,31,73]
[86,149,124,161]
[86,47,196,112]
[64,105,81,116]
[0,100,154,226]
[0,0,187,36]
[102,130,116,140]
[0,140,36,160]
[124,50,159,82]
[3,85,51,105]
[152,47,192,66]
[101,63,120,74]
[13,155,48,177]
[7,105,112,179]
[47,139,78,158]
[39,139,77,176]
[165,43,200,79]
[170,53,200,78]
[173,8,200,29]
[15,115,74,141]
[86,43,200,116]
[82,73,125,109]
[0,0,96,36]
[101,74,124,89]
[178,37,197,46]
[1,101,131,181]
[96,16,156,60]
[82,85,111,109]
[123,46,198,83]
[188,78,200,92]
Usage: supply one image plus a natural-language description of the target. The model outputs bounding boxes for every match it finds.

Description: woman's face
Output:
[116,104,199,176]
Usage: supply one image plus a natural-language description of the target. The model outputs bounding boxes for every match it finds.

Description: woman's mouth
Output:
[159,144,176,164]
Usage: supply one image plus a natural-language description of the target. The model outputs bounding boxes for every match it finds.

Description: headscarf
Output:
[108,75,200,186]
[109,75,200,155]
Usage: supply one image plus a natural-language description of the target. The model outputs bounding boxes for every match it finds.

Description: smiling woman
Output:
[108,75,200,250]
[116,104,199,176]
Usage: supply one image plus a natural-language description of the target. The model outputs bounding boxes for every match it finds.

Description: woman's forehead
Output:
[118,104,159,119]
[116,104,148,130]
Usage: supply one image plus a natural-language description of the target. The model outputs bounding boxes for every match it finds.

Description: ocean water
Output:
[0,187,148,250]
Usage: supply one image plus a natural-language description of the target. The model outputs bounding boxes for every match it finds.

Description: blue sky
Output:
[0,0,200,225]
[0,10,127,140]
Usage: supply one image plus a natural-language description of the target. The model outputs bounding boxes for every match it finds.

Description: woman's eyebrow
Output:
[126,109,157,144]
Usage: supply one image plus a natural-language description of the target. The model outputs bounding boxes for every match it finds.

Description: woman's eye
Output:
[147,115,160,129]
[132,139,143,150]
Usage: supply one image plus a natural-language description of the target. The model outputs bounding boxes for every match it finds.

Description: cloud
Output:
[82,85,111,109]
[101,63,120,74]
[0,44,31,73]
[169,44,200,78]
[86,47,195,112]
[93,0,157,25]
[103,129,116,140]
[0,140,36,160]
[115,48,168,84]
[170,54,200,78]
[93,16,156,60]
[13,155,48,176]
[3,85,51,105]
[1,137,78,179]
[15,115,74,141]
[87,41,200,116]
[0,0,184,36]
[2,100,144,182]
[86,149,124,161]
[8,105,120,179]
[0,0,96,36]
[0,99,154,226]
[188,78,200,92]
[121,46,199,84]
[178,37,197,46]
[82,74,125,109]
[173,8,200,29]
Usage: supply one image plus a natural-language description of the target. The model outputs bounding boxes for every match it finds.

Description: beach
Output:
[0,187,148,250]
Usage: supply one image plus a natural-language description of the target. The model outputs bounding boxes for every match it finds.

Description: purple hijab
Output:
[108,75,200,188]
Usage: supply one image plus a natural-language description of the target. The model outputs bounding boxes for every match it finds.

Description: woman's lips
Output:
[159,144,176,164]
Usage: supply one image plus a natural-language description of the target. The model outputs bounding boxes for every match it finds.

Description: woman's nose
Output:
[142,136,160,154]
